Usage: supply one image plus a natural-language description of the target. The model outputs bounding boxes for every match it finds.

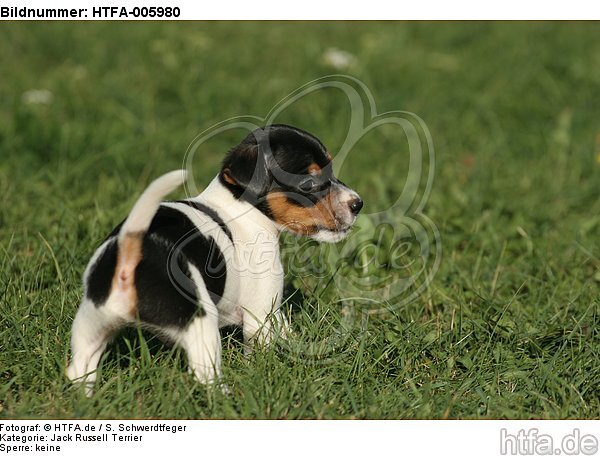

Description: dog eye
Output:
[299,178,317,192]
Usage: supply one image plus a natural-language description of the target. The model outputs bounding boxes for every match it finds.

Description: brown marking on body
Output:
[111,232,144,317]
[267,190,341,235]
[308,163,322,176]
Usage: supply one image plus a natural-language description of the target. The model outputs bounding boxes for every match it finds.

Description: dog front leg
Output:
[241,294,288,353]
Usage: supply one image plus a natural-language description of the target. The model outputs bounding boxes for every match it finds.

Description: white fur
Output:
[195,177,285,343]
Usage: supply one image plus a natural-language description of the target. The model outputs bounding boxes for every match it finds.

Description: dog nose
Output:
[349,197,363,215]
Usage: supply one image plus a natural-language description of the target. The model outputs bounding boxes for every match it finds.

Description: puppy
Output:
[67,124,363,394]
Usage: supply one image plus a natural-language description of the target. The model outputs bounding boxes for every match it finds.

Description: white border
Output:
[0,420,599,456]
[1,0,600,20]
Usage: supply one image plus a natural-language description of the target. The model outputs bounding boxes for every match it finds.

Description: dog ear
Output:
[221,143,269,198]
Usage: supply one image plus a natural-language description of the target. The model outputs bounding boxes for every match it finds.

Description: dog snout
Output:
[348,197,363,215]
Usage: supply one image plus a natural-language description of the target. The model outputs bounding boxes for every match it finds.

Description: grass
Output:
[0,22,599,419]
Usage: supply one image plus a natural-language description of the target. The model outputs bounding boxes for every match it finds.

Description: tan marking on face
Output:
[325,152,333,161]
[308,163,322,176]
[111,232,143,317]
[267,190,342,236]
[222,169,237,186]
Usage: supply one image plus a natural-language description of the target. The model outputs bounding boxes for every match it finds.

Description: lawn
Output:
[0,22,598,419]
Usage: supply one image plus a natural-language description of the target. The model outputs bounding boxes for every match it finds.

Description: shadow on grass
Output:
[101,282,309,369]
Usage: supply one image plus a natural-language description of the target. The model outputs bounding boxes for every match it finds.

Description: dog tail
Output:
[119,170,187,240]
[115,170,187,291]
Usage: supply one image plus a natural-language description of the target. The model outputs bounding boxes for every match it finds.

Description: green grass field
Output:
[0,22,599,419]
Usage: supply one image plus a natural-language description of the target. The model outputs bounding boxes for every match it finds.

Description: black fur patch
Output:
[135,233,204,327]
[136,206,227,327]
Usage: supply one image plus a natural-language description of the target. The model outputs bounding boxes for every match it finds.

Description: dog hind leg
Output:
[66,299,119,396]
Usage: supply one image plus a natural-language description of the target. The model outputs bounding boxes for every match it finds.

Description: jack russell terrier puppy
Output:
[67,124,363,394]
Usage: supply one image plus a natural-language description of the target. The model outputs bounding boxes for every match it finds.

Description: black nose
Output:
[349,197,363,215]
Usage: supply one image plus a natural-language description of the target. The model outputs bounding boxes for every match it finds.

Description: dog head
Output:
[219,124,363,242]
